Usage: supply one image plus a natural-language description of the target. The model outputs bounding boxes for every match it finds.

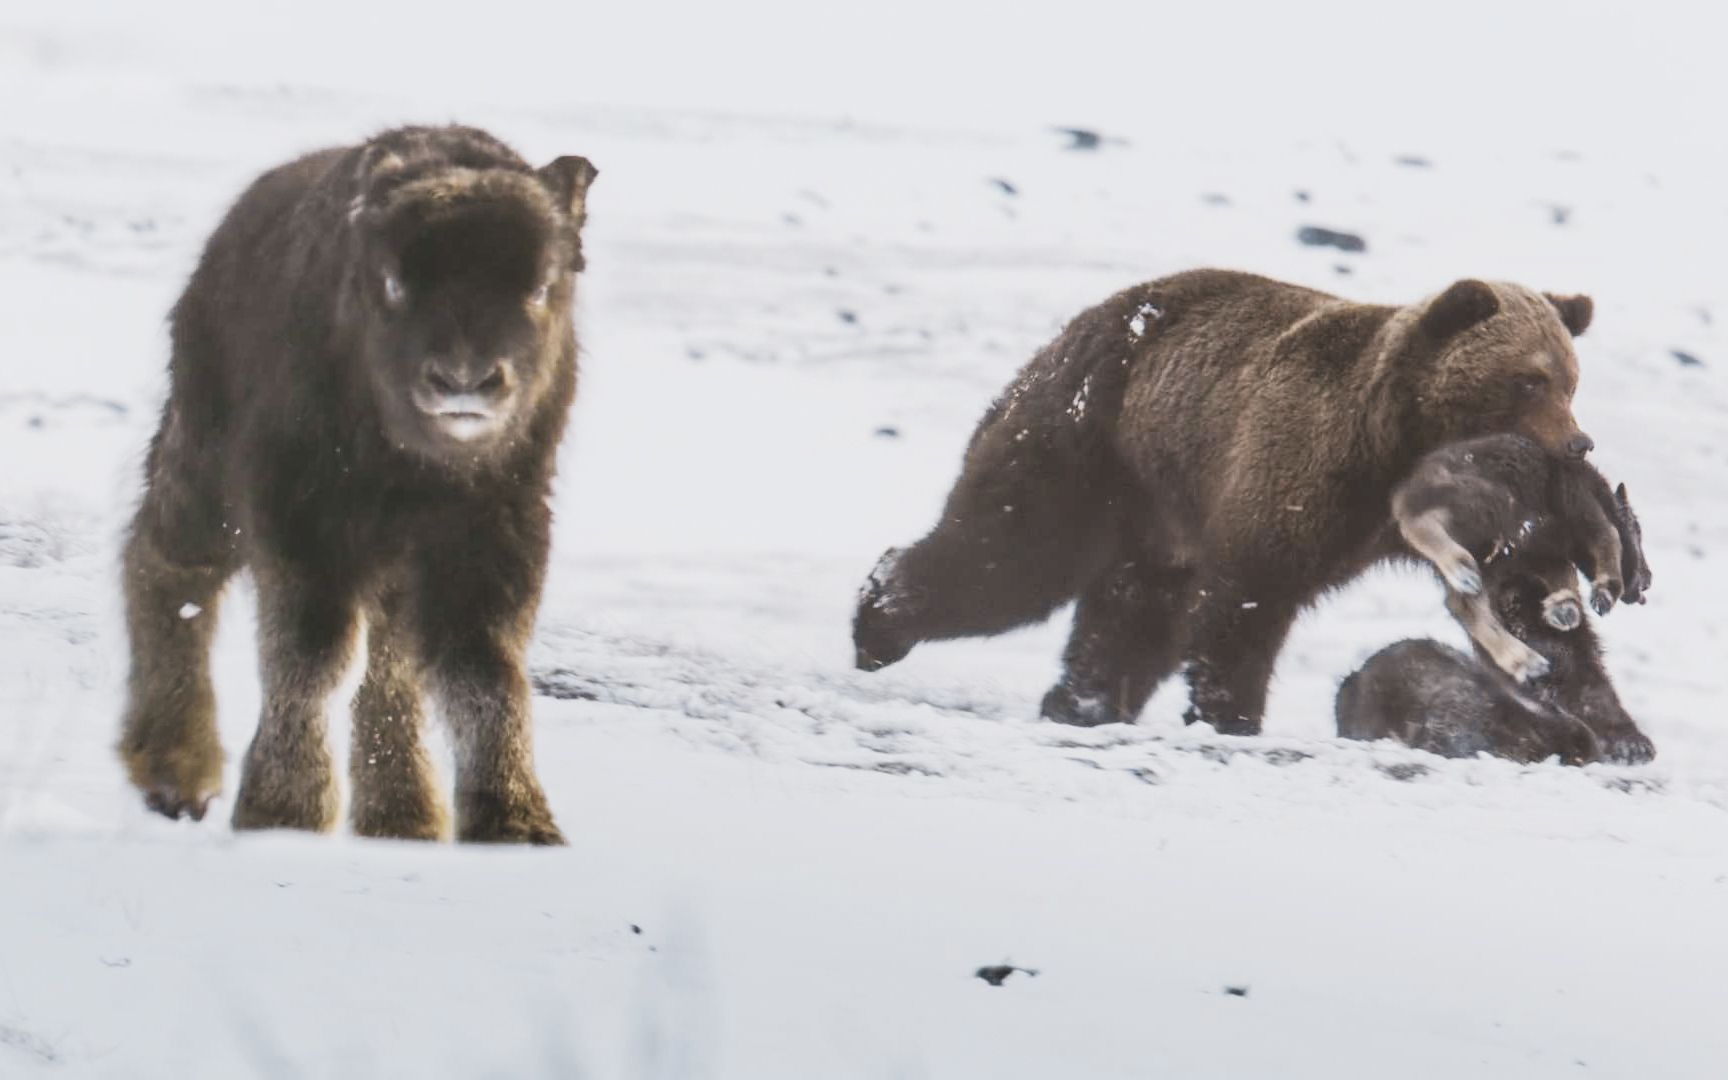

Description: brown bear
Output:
[117,126,596,844]
[853,269,1594,735]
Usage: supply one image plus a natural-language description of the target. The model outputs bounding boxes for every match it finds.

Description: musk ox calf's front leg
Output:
[348,592,446,841]
[412,515,562,845]
[118,125,596,844]
[231,558,359,832]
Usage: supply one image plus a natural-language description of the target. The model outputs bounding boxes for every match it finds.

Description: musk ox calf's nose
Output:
[423,359,510,400]
[1566,433,1595,458]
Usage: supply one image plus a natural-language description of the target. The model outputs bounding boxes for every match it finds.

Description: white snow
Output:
[1128,302,1161,339]
[4,2,1728,1077]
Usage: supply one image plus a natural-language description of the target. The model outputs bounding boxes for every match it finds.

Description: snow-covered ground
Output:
[3,3,1728,1077]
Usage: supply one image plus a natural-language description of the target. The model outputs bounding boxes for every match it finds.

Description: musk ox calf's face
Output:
[350,153,596,465]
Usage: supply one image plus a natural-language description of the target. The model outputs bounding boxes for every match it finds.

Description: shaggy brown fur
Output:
[854,270,1595,734]
[118,125,597,844]
[1392,434,1635,683]
[1337,485,1654,766]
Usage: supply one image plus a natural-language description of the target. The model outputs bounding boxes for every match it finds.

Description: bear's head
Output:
[1394,279,1594,461]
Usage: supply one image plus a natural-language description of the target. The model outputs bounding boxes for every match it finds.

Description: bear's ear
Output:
[537,155,599,223]
[1418,279,1500,340]
[1544,292,1593,337]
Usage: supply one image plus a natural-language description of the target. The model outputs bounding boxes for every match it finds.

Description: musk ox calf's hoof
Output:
[231,740,341,833]
[1540,717,1603,767]
[1590,576,1623,616]
[1494,642,1551,684]
[142,788,214,822]
[120,731,224,824]
[1543,591,1584,631]
[1040,684,1129,727]
[457,792,567,846]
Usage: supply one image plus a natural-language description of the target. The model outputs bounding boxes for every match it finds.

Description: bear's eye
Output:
[529,279,552,308]
[1513,373,1547,397]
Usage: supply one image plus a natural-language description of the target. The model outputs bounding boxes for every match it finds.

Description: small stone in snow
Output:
[1053,126,1103,151]
[873,426,901,440]
[1671,349,1704,367]
[178,603,202,620]
[1224,985,1250,998]
[838,309,859,325]
[989,177,1019,196]
[976,964,1039,987]
[1297,225,1367,253]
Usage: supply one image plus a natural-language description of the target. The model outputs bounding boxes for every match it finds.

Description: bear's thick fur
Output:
[854,269,1595,734]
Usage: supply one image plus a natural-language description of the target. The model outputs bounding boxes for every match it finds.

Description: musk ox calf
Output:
[1392,433,1638,684]
[1340,454,1655,766]
[854,269,1596,735]
[118,126,597,844]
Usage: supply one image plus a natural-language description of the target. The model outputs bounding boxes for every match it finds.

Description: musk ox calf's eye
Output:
[529,278,554,308]
[381,270,406,308]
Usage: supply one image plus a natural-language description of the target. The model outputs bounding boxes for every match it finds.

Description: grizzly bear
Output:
[853,269,1594,734]
[117,126,597,844]
[1391,433,1637,683]
[1337,484,1654,766]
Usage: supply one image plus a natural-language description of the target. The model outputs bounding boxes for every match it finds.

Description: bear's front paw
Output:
[853,548,918,672]
[1041,684,1130,727]
[1599,726,1656,765]
[1548,716,1602,767]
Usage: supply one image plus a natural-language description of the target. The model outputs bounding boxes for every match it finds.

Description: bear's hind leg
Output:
[1041,561,1192,726]
[853,457,1123,672]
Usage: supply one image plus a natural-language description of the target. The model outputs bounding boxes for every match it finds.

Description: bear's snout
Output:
[1565,433,1594,458]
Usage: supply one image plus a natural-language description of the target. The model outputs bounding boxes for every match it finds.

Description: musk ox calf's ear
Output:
[348,145,409,223]
[1544,292,1594,337]
[537,156,598,271]
[1418,279,1500,340]
[537,156,599,222]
